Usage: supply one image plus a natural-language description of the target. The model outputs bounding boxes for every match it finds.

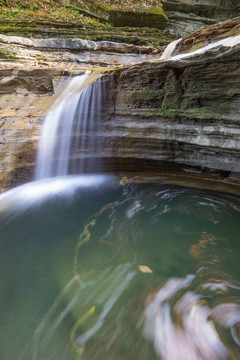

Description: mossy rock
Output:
[60,0,109,22]
[60,0,168,30]
[0,47,16,60]
[109,10,167,30]
[0,19,173,46]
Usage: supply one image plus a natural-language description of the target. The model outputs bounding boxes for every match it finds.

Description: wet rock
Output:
[0,68,61,94]
[108,10,167,30]
[162,0,240,37]
[0,34,162,70]
[0,34,161,54]
[178,17,240,55]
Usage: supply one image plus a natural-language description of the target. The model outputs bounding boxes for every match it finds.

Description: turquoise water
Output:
[0,175,239,360]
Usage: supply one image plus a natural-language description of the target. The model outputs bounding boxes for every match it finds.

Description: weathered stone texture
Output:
[0,69,61,94]
[162,0,240,37]
[109,43,240,180]
[1,17,240,192]
[0,92,54,193]
[178,17,240,55]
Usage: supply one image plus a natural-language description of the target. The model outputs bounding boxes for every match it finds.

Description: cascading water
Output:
[160,35,240,60]
[35,72,109,179]
[160,38,182,59]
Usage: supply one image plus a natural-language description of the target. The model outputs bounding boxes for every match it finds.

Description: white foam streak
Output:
[144,276,230,360]
[211,303,240,328]
[76,269,136,347]
[0,175,111,214]
[162,35,240,62]
[160,38,182,59]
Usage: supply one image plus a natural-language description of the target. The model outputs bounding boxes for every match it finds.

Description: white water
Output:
[160,38,182,59]
[143,274,240,360]
[35,72,107,179]
[0,175,116,215]
[160,35,240,61]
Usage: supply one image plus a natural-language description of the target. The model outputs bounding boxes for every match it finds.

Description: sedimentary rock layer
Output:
[1,19,240,192]
[162,0,240,37]
[109,40,240,180]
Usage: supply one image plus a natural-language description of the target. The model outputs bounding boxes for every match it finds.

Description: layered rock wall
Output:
[0,69,63,192]
[1,19,240,192]
[162,0,240,37]
[108,42,240,180]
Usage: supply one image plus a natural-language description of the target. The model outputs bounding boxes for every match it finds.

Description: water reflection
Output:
[0,178,239,359]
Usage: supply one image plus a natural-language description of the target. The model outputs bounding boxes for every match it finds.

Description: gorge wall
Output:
[0,13,240,192]
[108,40,240,180]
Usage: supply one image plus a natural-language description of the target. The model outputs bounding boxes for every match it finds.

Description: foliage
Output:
[0,1,104,27]
[0,0,165,36]
[0,0,59,10]
[0,0,165,20]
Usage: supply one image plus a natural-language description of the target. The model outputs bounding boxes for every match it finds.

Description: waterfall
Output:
[160,35,240,61]
[35,72,109,179]
[160,38,182,59]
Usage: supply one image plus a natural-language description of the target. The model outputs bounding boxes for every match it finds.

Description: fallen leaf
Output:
[138,265,153,274]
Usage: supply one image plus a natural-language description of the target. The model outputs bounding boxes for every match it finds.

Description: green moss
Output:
[130,88,159,101]
[161,109,179,117]
[148,6,167,18]
[180,108,220,119]
[161,95,170,109]
[93,2,114,12]
[142,109,163,117]
[35,54,48,61]
[0,25,38,32]
[0,47,16,60]
[139,88,159,99]
[0,5,104,27]
[138,107,219,120]
[228,87,238,95]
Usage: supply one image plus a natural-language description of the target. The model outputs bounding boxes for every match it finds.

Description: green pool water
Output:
[0,175,239,360]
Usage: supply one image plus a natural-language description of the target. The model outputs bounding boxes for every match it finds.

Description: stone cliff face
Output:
[107,37,240,180]
[0,16,240,192]
[0,69,60,192]
[162,0,240,37]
